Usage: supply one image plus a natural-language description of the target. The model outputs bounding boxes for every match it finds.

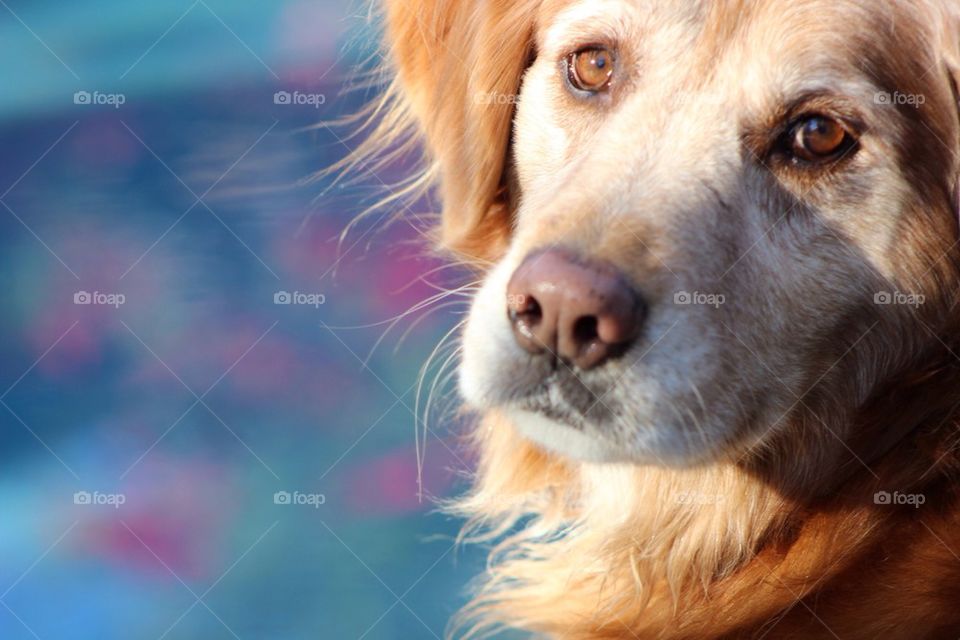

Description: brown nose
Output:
[506,249,646,370]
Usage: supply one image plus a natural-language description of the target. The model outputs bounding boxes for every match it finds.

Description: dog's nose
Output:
[506,249,646,370]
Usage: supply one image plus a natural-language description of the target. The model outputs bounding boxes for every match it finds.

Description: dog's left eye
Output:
[789,116,855,162]
[566,47,615,93]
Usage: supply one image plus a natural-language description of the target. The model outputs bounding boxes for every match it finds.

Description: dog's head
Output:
[385,0,960,468]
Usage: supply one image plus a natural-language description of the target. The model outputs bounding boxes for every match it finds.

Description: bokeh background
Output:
[0,2,488,638]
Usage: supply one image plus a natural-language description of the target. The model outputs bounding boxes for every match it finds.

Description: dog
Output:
[376,0,960,637]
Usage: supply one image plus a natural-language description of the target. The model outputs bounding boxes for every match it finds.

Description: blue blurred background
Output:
[0,2,485,638]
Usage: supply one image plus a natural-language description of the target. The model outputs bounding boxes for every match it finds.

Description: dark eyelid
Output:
[785,117,857,163]
[740,91,867,167]
[779,92,867,138]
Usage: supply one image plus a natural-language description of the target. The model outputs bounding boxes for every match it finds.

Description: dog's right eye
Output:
[566,47,615,94]
[787,115,857,163]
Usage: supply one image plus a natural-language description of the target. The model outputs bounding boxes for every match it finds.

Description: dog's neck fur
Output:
[453,346,960,638]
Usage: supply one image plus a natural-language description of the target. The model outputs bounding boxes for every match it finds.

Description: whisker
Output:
[393,301,470,354]
[362,284,477,366]
[414,318,468,500]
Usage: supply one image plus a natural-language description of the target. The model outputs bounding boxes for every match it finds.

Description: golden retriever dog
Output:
[372,0,960,637]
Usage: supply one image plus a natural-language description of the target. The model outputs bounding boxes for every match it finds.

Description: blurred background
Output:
[0,2,487,638]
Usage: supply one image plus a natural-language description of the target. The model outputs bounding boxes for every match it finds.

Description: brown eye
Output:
[567,47,615,93]
[791,116,852,161]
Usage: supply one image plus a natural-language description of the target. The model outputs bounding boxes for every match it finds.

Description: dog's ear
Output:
[383,0,539,261]
[942,6,960,116]
[939,6,960,217]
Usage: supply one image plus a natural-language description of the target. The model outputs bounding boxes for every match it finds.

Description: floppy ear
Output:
[940,7,960,218]
[383,0,540,261]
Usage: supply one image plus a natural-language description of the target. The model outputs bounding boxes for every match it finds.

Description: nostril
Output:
[510,293,540,318]
[509,293,555,355]
[509,295,543,335]
[572,316,599,347]
[520,295,542,320]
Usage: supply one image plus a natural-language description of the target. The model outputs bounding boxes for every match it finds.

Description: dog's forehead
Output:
[537,0,921,62]
[535,0,941,108]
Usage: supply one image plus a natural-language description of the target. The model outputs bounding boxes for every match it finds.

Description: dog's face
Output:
[456,0,960,465]
[385,0,960,466]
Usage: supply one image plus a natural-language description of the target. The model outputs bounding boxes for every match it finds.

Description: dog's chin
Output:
[505,408,629,463]
[461,364,735,466]
[503,406,726,467]
[460,337,742,466]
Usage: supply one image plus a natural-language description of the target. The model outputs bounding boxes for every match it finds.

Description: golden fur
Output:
[373,0,960,637]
